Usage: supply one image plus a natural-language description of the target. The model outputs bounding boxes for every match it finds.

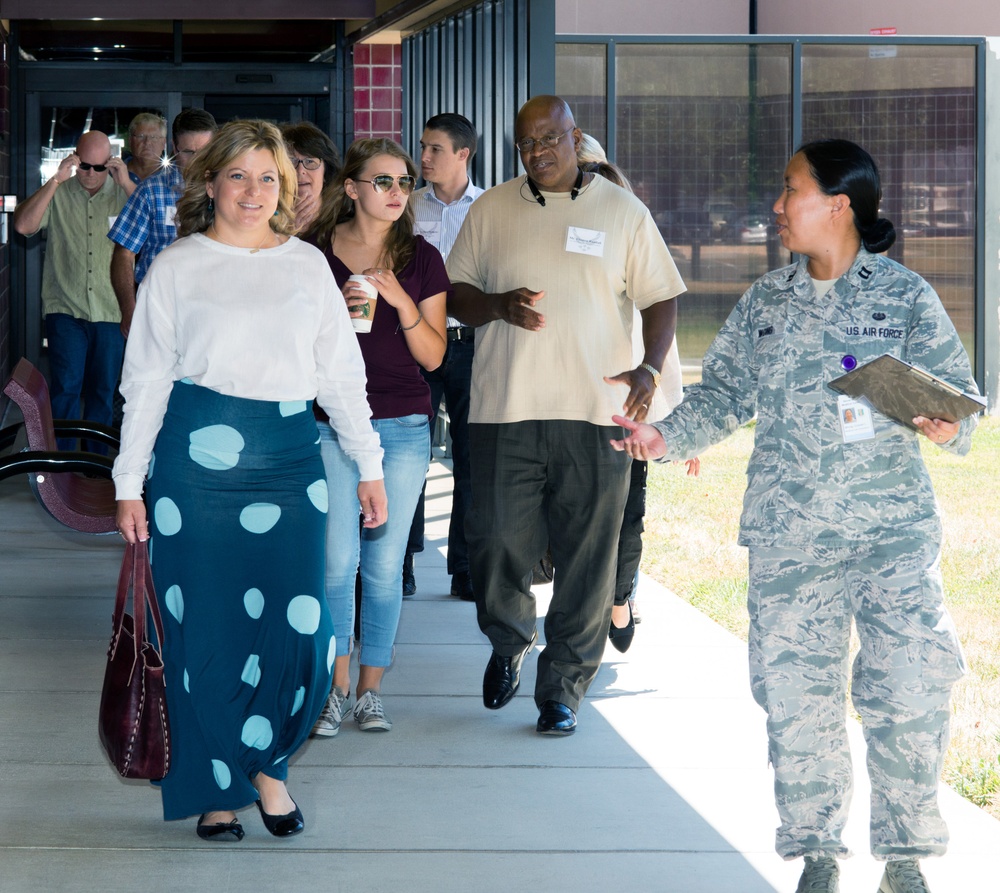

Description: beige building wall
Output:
[556,0,747,35]
[556,0,1000,36]
[757,1,1000,36]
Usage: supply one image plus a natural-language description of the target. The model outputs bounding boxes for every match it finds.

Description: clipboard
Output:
[829,354,985,431]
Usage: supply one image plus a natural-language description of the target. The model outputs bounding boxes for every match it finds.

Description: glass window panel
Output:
[614,44,792,367]
[556,43,608,149]
[802,44,977,367]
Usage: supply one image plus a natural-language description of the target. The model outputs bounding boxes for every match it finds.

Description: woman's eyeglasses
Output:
[356,175,416,195]
[290,157,323,170]
[78,161,109,172]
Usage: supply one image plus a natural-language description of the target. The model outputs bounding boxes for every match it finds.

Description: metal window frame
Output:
[557,33,988,393]
[402,0,556,189]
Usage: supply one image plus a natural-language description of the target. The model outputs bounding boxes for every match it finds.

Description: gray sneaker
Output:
[878,860,931,893]
[311,685,350,738]
[353,688,392,731]
[795,856,839,893]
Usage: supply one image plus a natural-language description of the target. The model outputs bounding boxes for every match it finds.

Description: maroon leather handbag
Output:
[98,541,171,780]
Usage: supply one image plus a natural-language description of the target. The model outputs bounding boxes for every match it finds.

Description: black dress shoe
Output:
[482,629,538,709]
[450,570,475,601]
[536,700,577,736]
[196,814,245,841]
[402,551,416,597]
[255,799,304,837]
[608,600,635,653]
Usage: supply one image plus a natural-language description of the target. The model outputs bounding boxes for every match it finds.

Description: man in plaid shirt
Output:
[108,108,216,336]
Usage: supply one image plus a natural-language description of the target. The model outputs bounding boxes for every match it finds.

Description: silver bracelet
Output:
[397,309,423,333]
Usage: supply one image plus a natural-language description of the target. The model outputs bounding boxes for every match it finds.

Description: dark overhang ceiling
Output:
[3,0,474,62]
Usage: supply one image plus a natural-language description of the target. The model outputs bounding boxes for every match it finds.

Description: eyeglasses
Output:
[356,175,416,195]
[132,134,165,142]
[290,157,323,170]
[77,161,110,172]
[515,127,574,154]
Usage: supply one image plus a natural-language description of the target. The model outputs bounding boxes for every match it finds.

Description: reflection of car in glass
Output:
[705,200,737,240]
[736,214,769,244]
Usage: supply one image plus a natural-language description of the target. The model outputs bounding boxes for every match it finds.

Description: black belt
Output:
[447,326,475,342]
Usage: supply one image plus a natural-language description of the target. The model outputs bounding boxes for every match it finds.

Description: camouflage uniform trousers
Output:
[747,535,966,861]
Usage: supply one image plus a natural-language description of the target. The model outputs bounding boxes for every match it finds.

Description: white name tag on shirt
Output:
[837,394,876,443]
[565,226,606,257]
[414,220,440,247]
[165,206,177,227]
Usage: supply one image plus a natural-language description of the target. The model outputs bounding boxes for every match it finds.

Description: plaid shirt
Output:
[107,165,184,284]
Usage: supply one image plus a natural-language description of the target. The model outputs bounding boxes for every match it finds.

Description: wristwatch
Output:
[638,362,661,389]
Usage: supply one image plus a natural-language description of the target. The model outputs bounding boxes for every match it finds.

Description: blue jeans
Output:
[319,414,430,667]
[45,313,124,452]
[407,336,474,574]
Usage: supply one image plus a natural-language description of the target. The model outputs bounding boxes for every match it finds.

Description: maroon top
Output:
[320,235,450,420]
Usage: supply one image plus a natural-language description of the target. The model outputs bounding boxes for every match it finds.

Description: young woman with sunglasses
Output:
[307,138,447,735]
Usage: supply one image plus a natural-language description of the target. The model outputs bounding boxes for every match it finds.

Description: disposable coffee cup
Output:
[347,274,379,333]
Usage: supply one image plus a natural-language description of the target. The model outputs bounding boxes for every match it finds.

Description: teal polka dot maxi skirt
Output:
[146,381,334,821]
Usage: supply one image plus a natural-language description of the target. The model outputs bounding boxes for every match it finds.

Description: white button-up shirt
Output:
[413,177,484,327]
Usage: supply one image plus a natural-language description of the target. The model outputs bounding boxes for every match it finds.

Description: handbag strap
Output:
[110,541,136,656]
[113,542,165,654]
[132,541,165,650]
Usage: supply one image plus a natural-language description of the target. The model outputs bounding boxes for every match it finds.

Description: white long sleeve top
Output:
[113,233,383,500]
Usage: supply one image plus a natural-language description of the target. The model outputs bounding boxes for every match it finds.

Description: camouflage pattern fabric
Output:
[650,249,977,859]
[651,249,978,548]
[748,537,965,860]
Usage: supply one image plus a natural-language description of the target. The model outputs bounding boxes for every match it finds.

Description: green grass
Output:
[641,414,1000,819]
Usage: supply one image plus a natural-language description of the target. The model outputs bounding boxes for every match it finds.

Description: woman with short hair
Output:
[281,121,342,232]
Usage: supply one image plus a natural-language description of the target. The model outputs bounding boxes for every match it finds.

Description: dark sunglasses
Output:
[77,161,109,172]
[356,175,416,195]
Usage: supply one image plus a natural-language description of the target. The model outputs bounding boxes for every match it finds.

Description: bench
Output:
[0,357,120,534]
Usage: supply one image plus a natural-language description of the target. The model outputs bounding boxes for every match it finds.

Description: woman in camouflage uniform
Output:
[611,140,978,893]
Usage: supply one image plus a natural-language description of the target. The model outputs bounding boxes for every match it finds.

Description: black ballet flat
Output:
[255,798,304,837]
[196,814,245,842]
[608,600,636,653]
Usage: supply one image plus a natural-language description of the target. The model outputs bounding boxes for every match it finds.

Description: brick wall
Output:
[353,42,402,142]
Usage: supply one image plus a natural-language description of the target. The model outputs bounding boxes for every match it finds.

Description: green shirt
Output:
[39,175,128,322]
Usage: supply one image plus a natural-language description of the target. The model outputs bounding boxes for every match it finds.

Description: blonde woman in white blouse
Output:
[114,120,386,843]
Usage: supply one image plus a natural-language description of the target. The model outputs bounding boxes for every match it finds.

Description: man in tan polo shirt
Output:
[448,95,685,735]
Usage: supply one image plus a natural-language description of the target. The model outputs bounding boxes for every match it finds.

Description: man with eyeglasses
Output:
[448,95,685,736]
[402,113,485,601]
[13,129,132,451]
[125,112,168,183]
[109,108,217,336]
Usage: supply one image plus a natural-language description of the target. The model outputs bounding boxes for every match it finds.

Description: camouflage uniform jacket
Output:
[652,249,979,548]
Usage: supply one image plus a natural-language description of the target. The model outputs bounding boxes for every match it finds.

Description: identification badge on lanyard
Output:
[837,395,876,443]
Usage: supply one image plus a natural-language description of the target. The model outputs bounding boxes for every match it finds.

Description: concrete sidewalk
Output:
[0,455,996,892]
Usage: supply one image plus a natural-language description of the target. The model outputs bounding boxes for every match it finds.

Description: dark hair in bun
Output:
[797,138,896,253]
